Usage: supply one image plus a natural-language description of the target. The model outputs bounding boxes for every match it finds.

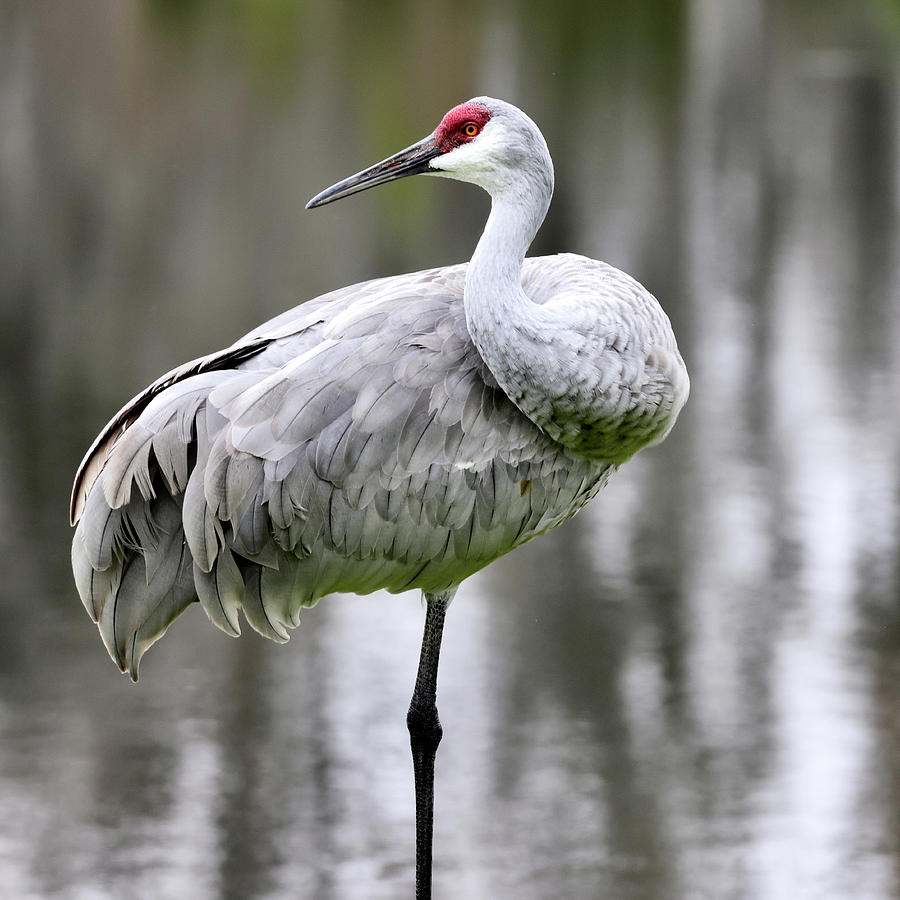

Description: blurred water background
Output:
[2,1,900,898]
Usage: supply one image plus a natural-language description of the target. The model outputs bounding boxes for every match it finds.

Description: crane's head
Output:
[306,97,553,208]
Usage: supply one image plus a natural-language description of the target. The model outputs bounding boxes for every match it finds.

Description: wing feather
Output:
[194,552,243,637]
[72,258,620,679]
[70,336,274,524]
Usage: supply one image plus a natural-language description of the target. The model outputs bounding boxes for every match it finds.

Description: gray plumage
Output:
[71,98,689,681]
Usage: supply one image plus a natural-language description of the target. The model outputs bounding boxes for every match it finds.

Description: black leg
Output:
[407,588,455,900]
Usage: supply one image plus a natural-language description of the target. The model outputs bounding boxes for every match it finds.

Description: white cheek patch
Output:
[428,124,507,190]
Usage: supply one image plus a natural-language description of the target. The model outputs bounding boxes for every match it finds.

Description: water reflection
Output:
[1,0,899,898]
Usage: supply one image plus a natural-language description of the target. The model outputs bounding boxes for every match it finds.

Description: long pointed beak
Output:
[306,134,442,209]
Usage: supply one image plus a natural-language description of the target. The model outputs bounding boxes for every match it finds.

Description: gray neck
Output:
[464,174,559,423]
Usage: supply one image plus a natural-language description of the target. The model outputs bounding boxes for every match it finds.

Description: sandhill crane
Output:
[70,97,689,898]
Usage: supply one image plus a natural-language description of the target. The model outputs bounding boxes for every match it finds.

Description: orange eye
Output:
[462,122,480,137]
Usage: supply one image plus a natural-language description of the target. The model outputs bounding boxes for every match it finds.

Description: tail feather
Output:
[183,460,224,572]
[125,544,195,681]
[79,485,124,572]
[72,528,122,621]
[137,493,186,586]
[96,554,143,673]
[194,552,243,637]
[102,426,155,509]
[95,494,194,679]
[153,429,191,495]
[231,495,279,567]
[239,563,290,642]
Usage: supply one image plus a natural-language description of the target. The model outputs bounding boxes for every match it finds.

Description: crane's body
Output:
[70,97,688,898]
[71,254,684,676]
